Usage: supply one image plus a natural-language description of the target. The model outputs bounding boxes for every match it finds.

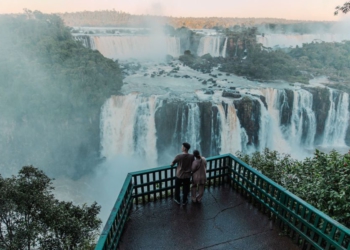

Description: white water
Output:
[100,94,159,167]
[261,89,292,153]
[216,101,243,154]
[181,103,202,153]
[88,36,181,60]
[197,36,227,57]
[221,37,228,58]
[290,89,316,148]
[100,86,350,165]
[257,33,350,48]
[322,89,349,147]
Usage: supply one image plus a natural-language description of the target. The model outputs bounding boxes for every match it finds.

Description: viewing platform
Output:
[96,154,350,250]
[119,186,298,249]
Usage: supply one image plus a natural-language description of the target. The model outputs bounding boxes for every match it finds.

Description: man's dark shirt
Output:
[171,153,195,179]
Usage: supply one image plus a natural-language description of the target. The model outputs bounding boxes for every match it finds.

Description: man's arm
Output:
[170,155,179,166]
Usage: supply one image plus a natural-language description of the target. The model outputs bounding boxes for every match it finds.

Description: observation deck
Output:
[95,154,350,250]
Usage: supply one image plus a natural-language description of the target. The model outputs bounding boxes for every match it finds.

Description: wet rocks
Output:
[222,90,241,98]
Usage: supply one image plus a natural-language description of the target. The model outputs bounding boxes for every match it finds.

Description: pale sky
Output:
[0,0,347,21]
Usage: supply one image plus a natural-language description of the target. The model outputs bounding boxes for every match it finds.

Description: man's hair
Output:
[182,142,191,151]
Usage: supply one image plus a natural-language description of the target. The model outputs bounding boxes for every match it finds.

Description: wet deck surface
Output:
[119,185,299,250]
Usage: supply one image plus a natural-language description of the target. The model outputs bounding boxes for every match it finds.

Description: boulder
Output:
[222,90,241,98]
[204,89,214,95]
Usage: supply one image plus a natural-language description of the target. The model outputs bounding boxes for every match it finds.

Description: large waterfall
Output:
[100,88,350,166]
[75,35,181,60]
[197,36,228,57]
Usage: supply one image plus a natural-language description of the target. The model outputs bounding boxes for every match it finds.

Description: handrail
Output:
[95,154,350,250]
[95,174,133,250]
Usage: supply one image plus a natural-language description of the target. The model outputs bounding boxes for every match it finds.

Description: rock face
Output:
[155,100,217,163]
[279,89,294,127]
[234,96,261,147]
[175,27,201,56]
[305,87,331,145]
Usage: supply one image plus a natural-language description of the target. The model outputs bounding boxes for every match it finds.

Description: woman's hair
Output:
[193,150,200,159]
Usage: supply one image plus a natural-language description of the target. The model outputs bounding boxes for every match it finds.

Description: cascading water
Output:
[75,35,181,60]
[181,103,202,153]
[221,38,228,58]
[197,36,226,57]
[322,89,350,146]
[100,87,350,166]
[216,101,243,154]
[100,94,159,167]
[256,33,350,48]
[260,89,292,153]
[289,89,316,148]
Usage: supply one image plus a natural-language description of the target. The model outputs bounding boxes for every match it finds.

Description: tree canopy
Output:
[0,166,101,249]
[0,11,123,178]
[335,1,350,15]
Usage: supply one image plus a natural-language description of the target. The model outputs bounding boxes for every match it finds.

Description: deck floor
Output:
[119,185,300,250]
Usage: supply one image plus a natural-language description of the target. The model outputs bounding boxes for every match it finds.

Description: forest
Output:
[0,11,123,178]
[57,10,332,30]
[178,26,350,91]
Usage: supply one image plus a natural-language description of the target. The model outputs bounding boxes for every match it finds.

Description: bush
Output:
[237,148,350,227]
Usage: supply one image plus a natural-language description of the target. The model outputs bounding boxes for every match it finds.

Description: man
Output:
[171,142,194,205]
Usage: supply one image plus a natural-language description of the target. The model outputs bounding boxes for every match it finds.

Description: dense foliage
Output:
[0,166,101,249]
[179,26,350,89]
[335,1,350,15]
[0,11,123,177]
[237,149,350,228]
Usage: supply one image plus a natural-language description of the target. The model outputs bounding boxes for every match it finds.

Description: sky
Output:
[0,0,347,21]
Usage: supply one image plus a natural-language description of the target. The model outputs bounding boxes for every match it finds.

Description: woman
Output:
[191,150,207,203]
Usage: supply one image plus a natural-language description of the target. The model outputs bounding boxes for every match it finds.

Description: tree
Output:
[0,166,101,249]
[335,1,350,15]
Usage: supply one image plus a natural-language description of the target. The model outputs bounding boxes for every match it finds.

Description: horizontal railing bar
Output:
[133,186,175,198]
[129,165,175,176]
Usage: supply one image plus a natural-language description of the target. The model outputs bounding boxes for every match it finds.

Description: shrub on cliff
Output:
[237,149,350,227]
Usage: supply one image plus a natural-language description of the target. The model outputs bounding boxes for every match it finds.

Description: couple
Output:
[170,142,207,205]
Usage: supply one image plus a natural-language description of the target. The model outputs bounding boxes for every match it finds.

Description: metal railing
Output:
[95,154,350,250]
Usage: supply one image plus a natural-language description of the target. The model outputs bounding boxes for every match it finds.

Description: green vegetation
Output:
[237,149,350,228]
[179,26,350,88]
[335,1,350,15]
[0,11,123,177]
[0,166,101,249]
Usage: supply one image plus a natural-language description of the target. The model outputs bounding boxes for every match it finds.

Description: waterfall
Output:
[76,35,181,60]
[181,103,202,152]
[216,101,243,154]
[322,90,349,146]
[261,89,291,153]
[221,37,228,58]
[100,88,349,166]
[100,94,159,167]
[287,89,316,148]
[256,33,350,48]
[197,36,223,57]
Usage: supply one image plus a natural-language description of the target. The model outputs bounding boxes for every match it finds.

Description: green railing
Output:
[95,154,350,250]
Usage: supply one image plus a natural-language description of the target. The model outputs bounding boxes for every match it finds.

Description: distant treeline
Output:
[0,10,123,178]
[57,10,334,31]
[179,26,350,89]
